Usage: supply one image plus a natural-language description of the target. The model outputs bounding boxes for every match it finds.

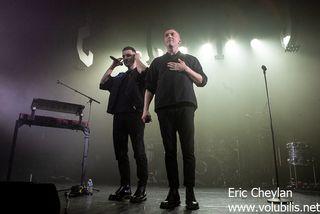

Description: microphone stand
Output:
[57,80,100,127]
[57,80,100,197]
[261,66,292,204]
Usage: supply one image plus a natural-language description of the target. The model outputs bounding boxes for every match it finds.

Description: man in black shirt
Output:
[142,29,207,210]
[100,46,148,203]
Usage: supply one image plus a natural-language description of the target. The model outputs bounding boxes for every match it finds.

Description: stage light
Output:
[179,46,188,54]
[250,38,263,49]
[200,43,213,53]
[281,34,299,52]
[281,18,300,53]
[224,39,241,57]
[199,43,214,60]
[225,39,237,50]
[200,43,213,56]
[281,35,291,49]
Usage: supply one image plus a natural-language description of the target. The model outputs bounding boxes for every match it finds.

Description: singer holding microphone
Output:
[100,46,148,203]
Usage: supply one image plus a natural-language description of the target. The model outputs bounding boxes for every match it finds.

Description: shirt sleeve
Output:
[145,60,158,94]
[190,56,208,87]
[99,77,114,91]
[138,67,148,87]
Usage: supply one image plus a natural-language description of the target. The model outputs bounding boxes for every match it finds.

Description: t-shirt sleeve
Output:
[99,77,114,91]
[191,56,207,87]
[145,60,158,94]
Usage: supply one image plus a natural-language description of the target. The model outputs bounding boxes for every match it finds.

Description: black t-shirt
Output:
[100,68,146,114]
[146,51,207,111]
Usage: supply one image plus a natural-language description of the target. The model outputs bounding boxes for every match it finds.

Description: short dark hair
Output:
[164,28,180,36]
[122,46,136,53]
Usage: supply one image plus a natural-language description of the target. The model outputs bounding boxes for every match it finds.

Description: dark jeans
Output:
[157,105,196,188]
[113,113,148,186]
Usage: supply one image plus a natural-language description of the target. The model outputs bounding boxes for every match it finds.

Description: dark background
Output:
[1,0,319,187]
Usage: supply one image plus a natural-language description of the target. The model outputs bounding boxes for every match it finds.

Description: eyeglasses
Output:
[122,54,134,58]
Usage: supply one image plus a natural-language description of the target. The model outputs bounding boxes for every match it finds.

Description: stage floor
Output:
[57,184,320,214]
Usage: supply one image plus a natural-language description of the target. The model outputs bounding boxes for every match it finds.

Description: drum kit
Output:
[286,141,318,189]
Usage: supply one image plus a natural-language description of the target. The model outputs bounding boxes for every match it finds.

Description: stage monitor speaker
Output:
[0,182,60,214]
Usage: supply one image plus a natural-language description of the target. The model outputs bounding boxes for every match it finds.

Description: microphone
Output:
[110,56,123,65]
[145,115,152,123]
[57,80,61,84]
[261,65,267,72]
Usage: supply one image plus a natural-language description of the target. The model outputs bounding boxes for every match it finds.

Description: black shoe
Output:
[160,188,181,209]
[185,187,199,210]
[108,185,131,201]
[186,200,199,210]
[130,185,147,203]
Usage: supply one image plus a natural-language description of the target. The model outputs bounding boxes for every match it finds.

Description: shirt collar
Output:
[165,51,182,57]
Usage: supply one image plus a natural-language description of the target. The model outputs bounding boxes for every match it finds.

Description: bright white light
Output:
[179,46,188,54]
[200,43,214,54]
[201,43,213,53]
[282,35,291,48]
[250,38,263,49]
[250,39,280,61]
[224,39,241,57]
[157,48,164,56]
[198,43,214,60]
[225,39,237,49]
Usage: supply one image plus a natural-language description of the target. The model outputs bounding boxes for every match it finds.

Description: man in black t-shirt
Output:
[142,29,207,210]
[100,46,148,203]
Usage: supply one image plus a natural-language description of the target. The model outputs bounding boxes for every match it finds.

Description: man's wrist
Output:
[184,65,190,73]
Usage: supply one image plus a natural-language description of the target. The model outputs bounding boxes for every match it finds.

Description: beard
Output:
[124,56,135,67]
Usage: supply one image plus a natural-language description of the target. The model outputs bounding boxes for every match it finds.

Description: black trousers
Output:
[113,113,148,186]
[157,105,196,188]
